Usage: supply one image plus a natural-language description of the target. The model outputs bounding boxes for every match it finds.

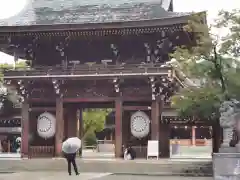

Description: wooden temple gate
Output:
[7,65,176,158]
[0,11,216,158]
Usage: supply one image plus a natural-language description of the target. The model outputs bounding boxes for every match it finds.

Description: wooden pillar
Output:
[115,98,123,158]
[67,107,78,138]
[78,108,83,157]
[159,124,170,158]
[151,100,161,158]
[151,100,159,140]
[21,100,29,158]
[152,99,170,158]
[191,126,196,146]
[55,97,64,157]
[212,121,221,153]
[121,111,129,147]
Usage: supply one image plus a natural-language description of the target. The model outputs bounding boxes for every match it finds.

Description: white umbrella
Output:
[62,137,81,154]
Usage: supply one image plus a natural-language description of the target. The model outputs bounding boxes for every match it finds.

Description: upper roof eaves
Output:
[0,0,191,29]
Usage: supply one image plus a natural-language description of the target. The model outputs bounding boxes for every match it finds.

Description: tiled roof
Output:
[0,0,190,26]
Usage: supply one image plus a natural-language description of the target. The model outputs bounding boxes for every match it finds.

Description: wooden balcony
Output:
[3,63,173,80]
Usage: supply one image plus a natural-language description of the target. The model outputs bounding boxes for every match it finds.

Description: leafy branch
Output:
[171,9,240,120]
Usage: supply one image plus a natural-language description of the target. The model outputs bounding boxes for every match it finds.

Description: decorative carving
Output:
[144,37,173,64]
[55,36,71,68]
[148,77,178,102]
[149,76,156,100]
[4,80,11,85]
[37,112,56,139]
[122,86,151,97]
[7,36,20,49]
[154,38,173,63]
[153,40,162,63]
[130,111,150,138]
[31,88,55,98]
[64,86,115,98]
[144,43,151,63]
[159,78,177,104]
[52,79,64,97]
[110,44,120,64]
[24,36,39,64]
[16,80,29,100]
[113,78,120,93]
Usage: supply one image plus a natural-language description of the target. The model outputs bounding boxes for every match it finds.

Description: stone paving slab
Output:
[97,175,214,180]
[0,172,112,180]
[0,172,213,180]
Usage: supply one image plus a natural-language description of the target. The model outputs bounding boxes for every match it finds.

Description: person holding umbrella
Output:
[62,137,81,176]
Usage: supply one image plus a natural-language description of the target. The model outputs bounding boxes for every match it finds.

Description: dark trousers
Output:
[65,153,79,175]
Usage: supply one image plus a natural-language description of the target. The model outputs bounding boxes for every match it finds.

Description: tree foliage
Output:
[82,108,111,137]
[216,9,240,57]
[0,61,27,115]
[171,9,240,120]
[171,87,222,120]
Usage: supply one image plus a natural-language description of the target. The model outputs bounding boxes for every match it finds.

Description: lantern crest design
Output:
[37,112,56,139]
[130,111,150,138]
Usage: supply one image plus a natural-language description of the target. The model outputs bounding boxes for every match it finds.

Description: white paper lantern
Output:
[37,112,56,139]
[130,111,150,138]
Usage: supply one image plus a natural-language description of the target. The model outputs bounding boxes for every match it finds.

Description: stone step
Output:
[181,163,213,176]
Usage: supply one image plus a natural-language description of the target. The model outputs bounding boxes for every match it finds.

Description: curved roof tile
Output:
[0,0,190,26]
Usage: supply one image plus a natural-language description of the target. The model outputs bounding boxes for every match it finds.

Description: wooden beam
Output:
[123,97,151,102]
[29,96,151,103]
[63,97,115,103]
[29,98,55,103]
[123,106,150,111]
[29,107,56,112]
[63,96,151,103]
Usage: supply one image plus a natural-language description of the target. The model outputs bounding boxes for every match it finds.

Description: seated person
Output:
[124,145,136,160]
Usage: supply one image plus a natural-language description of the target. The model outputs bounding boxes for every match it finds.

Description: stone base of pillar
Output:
[219,147,237,153]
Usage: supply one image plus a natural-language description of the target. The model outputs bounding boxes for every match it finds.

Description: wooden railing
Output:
[29,146,54,158]
[3,63,172,78]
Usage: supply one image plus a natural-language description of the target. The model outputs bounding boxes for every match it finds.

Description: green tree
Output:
[171,87,222,120]
[82,108,111,137]
[171,9,240,120]
[216,9,240,58]
[84,132,97,147]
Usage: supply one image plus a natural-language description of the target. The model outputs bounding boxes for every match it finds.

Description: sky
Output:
[0,0,28,20]
[0,0,239,64]
[174,0,239,24]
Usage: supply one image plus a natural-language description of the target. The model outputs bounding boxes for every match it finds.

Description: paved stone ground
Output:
[0,172,112,180]
[0,172,214,180]
[0,158,212,173]
[97,175,214,180]
[82,146,212,159]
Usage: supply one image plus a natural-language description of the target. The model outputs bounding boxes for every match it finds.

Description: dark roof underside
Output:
[0,0,190,26]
